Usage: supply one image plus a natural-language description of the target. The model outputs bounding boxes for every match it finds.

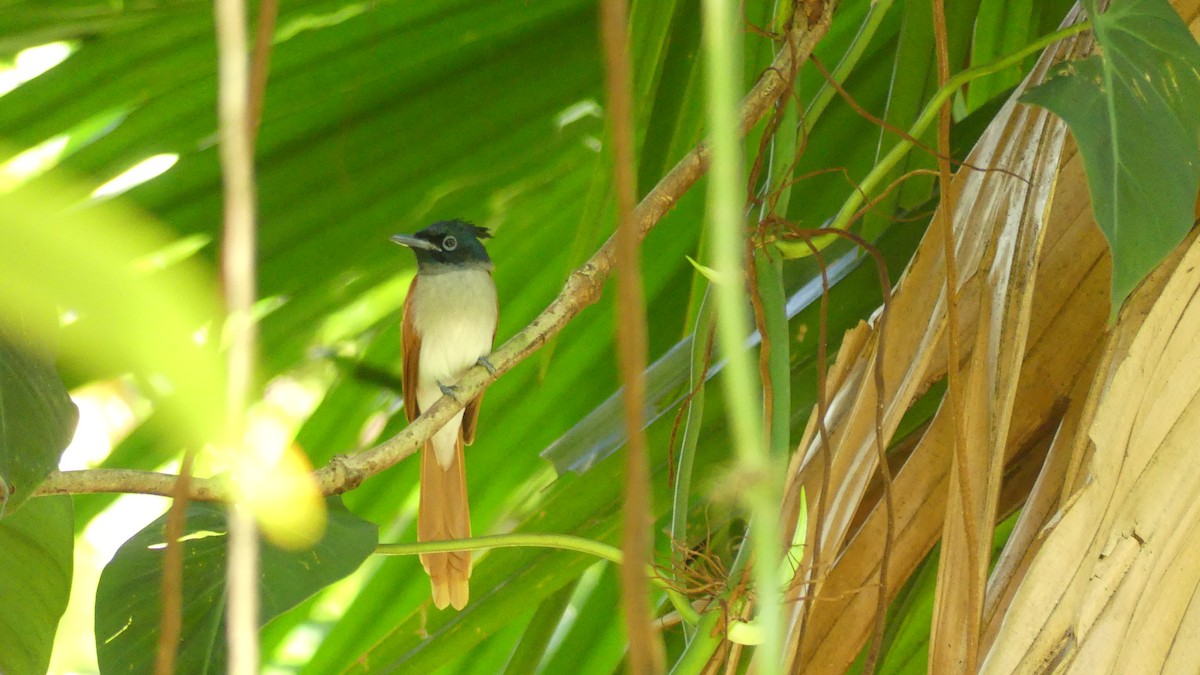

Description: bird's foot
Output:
[476,355,497,376]
[437,381,461,401]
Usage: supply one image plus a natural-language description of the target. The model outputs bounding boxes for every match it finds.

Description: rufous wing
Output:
[401,277,421,422]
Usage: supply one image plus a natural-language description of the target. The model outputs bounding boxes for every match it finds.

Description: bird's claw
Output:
[437,381,460,401]
[476,355,497,376]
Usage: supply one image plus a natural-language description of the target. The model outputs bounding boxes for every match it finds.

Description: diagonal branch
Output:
[32,3,835,503]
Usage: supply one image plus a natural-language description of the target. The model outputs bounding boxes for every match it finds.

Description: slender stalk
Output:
[154,450,194,675]
[503,581,580,675]
[670,290,714,558]
[669,609,723,675]
[751,3,799,463]
[756,82,798,459]
[214,0,260,671]
[376,534,700,624]
[379,532,625,562]
[226,507,258,674]
[701,0,782,670]
[247,0,279,144]
[755,247,790,459]
[600,0,661,670]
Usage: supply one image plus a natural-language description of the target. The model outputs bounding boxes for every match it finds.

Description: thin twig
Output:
[599,0,662,671]
[247,0,279,145]
[808,56,1025,182]
[701,0,788,668]
[776,225,894,673]
[154,449,195,675]
[667,319,717,487]
[785,229,833,666]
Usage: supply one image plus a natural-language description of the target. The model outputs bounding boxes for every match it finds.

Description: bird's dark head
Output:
[390,219,492,272]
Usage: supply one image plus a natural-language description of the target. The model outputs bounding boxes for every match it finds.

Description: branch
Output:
[32,6,835,502]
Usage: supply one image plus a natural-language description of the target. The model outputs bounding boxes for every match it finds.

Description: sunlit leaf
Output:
[0,173,226,464]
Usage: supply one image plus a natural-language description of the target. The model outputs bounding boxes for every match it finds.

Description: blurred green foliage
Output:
[1,0,1193,672]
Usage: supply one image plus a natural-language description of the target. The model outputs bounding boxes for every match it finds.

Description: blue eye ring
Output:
[442,235,458,251]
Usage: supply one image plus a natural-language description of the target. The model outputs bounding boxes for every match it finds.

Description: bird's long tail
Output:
[418,437,471,610]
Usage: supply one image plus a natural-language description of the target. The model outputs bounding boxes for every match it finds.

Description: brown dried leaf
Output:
[793,115,1112,675]
[784,2,1200,671]
[981,228,1200,672]
[782,7,1099,671]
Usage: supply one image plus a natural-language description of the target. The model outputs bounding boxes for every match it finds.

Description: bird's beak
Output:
[390,234,439,251]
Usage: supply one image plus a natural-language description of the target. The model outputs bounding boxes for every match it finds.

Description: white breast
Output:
[410,268,497,468]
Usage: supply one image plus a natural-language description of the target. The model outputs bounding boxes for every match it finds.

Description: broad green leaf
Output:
[537,563,627,675]
[859,0,937,243]
[0,319,78,514]
[1022,0,1200,316]
[964,0,1079,113]
[449,612,535,675]
[344,494,622,672]
[95,497,377,674]
[965,0,1034,112]
[501,578,579,675]
[0,495,73,675]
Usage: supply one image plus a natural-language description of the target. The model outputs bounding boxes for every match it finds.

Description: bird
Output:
[391,219,497,610]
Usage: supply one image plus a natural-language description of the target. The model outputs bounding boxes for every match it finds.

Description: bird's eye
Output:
[442,235,458,251]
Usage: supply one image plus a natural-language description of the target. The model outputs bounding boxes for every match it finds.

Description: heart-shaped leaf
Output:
[1022,0,1200,316]
[95,497,377,674]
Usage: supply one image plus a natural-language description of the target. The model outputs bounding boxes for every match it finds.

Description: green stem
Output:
[670,288,713,563]
[669,520,759,671]
[780,20,1092,259]
[376,534,700,624]
[668,608,723,675]
[701,0,782,668]
[378,532,620,561]
[758,89,797,459]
